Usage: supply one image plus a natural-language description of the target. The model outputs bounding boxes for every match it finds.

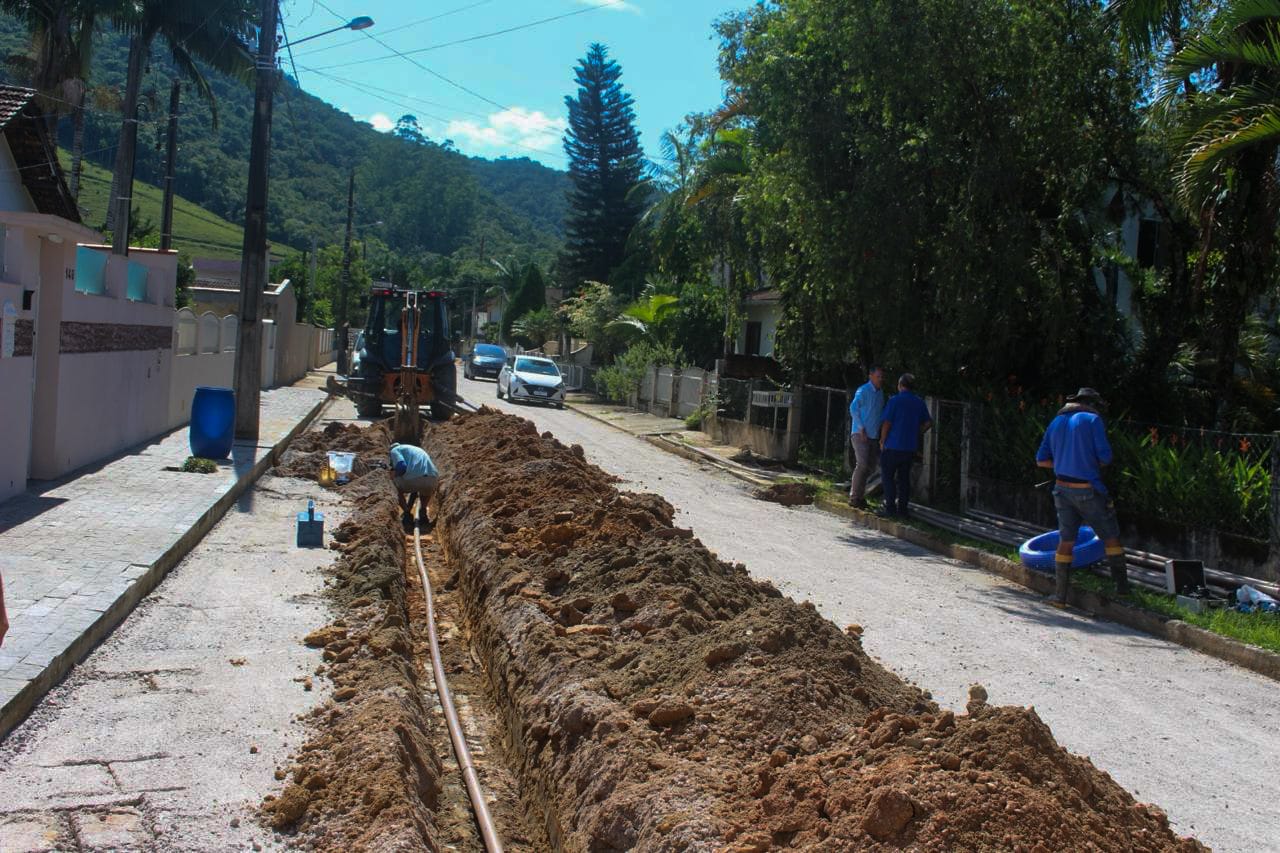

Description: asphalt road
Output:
[459,373,1280,853]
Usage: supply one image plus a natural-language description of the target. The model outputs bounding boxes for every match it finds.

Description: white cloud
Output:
[365,112,394,133]
[574,0,641,13]
[445,107,567,155]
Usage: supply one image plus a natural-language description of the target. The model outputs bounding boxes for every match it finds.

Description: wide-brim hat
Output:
[1067,387,1104,404]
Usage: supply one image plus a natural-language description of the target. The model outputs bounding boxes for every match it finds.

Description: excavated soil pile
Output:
[274,420,392,484]
[428,408,1204,852]
[755,482,816,507]
[261,424,444,851]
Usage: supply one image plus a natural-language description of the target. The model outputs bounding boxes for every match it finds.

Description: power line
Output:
[307,1,628,71]
[296,64,491,122]
[311,0,512,112]
[292,0,495,58]
[298,65,567,162]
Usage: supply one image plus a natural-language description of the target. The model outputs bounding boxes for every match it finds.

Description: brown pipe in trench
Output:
[412,527,505,853]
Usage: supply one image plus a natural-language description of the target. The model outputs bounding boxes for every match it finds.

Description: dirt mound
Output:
[755,482,816,506]
[274,420,392,485]
[427,407,1203,851]
[260,422,444,850]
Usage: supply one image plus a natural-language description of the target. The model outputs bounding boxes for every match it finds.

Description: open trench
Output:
[403,528,549,850]
[262,413,1207,852]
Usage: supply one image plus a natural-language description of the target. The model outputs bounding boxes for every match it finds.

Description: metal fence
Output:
[935,398,1278,548]
[797,385,849,476]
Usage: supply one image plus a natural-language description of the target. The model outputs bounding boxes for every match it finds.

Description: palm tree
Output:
[510,307,560,350]
[686,126,752,359]
[630,127,698,277]
[108,0,255,253]
[1,0,109,201]
[609,279,680,348]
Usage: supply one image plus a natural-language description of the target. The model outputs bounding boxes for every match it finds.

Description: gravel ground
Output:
[463,374,1280,853]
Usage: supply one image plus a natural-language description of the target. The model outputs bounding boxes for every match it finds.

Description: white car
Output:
[497,355,566,409]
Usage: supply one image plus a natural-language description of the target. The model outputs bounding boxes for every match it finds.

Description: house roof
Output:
[743,289,781,305]
[0,85,80,223]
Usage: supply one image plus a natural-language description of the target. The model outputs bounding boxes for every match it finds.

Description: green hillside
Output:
[58,150,264,260]
[0,14,570,281]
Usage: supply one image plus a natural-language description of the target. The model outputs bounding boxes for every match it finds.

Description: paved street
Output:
[0,412,355,851]
[0,383,328,737]
[462,373,1280,853]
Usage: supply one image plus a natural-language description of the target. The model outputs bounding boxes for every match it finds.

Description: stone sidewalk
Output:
[0,377,332,737]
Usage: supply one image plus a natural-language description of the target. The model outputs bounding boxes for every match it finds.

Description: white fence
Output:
[168,309,335,430]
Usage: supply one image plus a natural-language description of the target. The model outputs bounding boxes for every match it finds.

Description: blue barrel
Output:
[189,386,235,459]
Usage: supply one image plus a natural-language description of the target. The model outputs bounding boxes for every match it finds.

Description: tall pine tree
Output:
[562,43,644,291]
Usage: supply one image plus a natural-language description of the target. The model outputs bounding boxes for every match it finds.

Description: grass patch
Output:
[60,150,293,260]
[1071,571,1280,654]
[180,456,219,474]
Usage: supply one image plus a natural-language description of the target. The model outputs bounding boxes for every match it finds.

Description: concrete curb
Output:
[0,393,334,739]
[562,401,780,487]
[563,398,1280,684]
[812,494,1280,684]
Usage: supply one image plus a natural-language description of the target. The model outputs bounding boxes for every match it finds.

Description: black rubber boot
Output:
[1054,564,1071,605]
[1109,558,1130,596]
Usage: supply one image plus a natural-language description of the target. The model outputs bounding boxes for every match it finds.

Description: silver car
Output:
[497,355,565,409]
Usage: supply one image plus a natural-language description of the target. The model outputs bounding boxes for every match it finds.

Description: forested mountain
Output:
[0,14,568,269]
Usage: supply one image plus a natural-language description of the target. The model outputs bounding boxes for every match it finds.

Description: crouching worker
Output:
[390,442,439,533]
[1035,387,1128,605]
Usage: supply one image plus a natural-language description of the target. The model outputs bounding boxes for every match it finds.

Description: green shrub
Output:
[595,342,682,404]
[181,456,219,474]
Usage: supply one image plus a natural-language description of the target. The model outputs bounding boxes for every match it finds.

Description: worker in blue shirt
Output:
[878,374,932,518]
[390,443,439,532]
[848,366,886,508]
[1035,387,1127,604]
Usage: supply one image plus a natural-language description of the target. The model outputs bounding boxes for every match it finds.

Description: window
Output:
[1136,218,1171,270]
[745,321,763,357]
[1103,262,1119,306]
[515,357,559,376]
[74,246,107,295]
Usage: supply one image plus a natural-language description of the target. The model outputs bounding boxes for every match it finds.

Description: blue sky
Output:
[281,0,744,170]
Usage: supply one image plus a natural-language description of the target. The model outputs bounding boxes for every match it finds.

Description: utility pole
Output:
[471,235,484,342]
[232,0,280,440]
[307,235,319,325]
[336,168,355,374]
[110,36,146,255]
[159,79,180,253]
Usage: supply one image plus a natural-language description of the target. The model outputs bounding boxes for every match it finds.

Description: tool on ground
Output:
[1164,559,1206,596]
[296,500,324,548]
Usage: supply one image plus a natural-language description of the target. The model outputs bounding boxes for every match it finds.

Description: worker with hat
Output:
[390,442,439,533]
[1035,387,1128,604]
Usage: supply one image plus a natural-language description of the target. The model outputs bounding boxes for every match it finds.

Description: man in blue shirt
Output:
[877,374,932,518]
[390,443,440,532]
[1035,387,1127,603]
[848,366,886,508]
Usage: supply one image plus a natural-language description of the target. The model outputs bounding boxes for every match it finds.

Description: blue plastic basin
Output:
[1019,527,1105,572]
[190,386,235,460]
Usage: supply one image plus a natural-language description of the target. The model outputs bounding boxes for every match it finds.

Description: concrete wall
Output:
[736,302,779,358]
[167,308,235,430]
[28,243,178,480]
[0,137,35,214]
[0,278,33,502]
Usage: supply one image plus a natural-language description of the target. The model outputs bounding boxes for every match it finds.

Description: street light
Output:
[233,7,374,440]
[281,16,374,49]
